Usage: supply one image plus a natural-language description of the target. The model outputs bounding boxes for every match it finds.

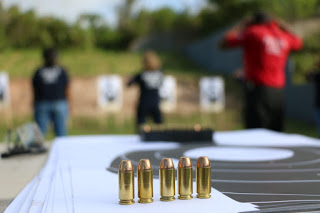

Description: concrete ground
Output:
[0,143,49,212]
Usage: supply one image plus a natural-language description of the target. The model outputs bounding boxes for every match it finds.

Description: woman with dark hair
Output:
[128,51,164,126]
[32,48,70,136]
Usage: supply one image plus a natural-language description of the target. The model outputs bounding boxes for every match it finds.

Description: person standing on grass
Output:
[306,56,320,137]
[127,50,164,127]
[32,48,70,136]
[220,12,303,132]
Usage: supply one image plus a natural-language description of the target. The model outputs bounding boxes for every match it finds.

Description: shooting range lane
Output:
[5,129,320,213]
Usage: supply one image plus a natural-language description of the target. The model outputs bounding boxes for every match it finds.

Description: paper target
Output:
[97,75,122,111]
[200,77,225,112]
[159,75,176,112]
[0,72,10,108]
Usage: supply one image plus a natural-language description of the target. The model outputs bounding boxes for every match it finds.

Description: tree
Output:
[265,0,318,20]
[78,14,104,29]
[118,0,135,31]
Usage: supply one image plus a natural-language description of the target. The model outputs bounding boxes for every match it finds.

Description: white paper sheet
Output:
[215,129,320,147]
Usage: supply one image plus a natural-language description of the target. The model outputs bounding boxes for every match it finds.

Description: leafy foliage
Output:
[266,0,318,20]
[291,30,320,83]
[0,0,320,50]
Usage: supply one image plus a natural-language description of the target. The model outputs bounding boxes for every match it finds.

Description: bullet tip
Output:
[119,160,134,172]
[178,157,192,168]
[160,158,174,169]
[197,156,210,167]
[138,159,152,171]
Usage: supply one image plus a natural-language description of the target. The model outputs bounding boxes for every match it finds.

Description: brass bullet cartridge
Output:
[196,156,211,199]
[118,160,135,205]
[160,158,175,201]
[178,157,193,200]
[138,159,153,203]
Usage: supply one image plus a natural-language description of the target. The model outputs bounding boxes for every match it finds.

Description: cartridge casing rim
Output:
[178,195,193,200]
[119,199,135,205]
[160,196,175,201]
[138,198,154,203]
[196,194,211,199]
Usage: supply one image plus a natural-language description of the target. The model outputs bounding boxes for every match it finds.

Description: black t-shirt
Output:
[307,71,320,108]
[128,70,164,108]
[32,66,69,102]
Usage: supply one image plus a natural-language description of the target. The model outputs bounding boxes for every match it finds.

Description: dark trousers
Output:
[137,105,163,125]
[244,83,284,132]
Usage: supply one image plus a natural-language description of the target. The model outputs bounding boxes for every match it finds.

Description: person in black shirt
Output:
[306,57,320,137]
[32,48,70,136]
[128,51,164,126]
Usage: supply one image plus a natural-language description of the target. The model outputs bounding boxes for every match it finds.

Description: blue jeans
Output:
[34,100,68,137]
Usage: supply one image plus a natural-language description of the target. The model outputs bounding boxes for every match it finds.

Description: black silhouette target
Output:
[107,144,320,212]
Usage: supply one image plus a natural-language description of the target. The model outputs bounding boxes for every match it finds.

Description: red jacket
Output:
[225,21,303,88]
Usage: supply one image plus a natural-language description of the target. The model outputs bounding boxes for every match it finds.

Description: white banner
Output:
[0,72,10,108]
[97,75,122,111]
[159,75,176,112]
[200,77,225,112]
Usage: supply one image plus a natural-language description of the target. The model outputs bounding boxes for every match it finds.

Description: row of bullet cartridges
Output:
[118,156,211,205]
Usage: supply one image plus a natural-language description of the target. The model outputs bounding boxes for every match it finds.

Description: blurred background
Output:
[0,0,319,139]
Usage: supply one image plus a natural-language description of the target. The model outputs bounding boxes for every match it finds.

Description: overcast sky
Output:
[2,0,208,26]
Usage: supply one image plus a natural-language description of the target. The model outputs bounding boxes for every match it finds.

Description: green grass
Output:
[0,49,207,79]
[285,119,318,137]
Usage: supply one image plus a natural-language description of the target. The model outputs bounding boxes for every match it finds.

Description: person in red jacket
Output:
[221,12,303,131]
